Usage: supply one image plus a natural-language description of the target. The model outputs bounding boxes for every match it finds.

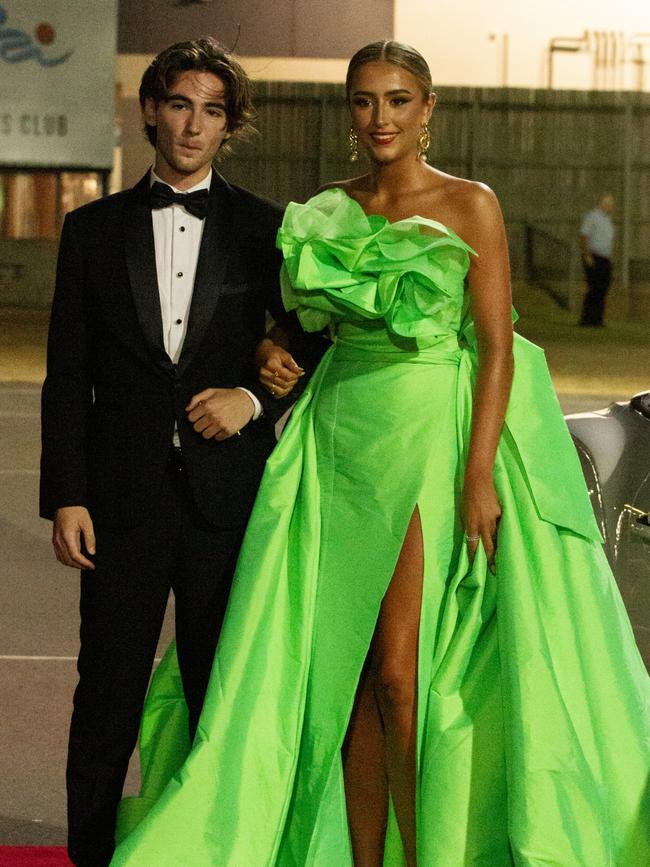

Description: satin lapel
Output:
[124,173,171,371]
[177,172,234,375]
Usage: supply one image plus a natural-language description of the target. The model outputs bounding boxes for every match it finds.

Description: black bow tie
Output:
[150,181,210,219]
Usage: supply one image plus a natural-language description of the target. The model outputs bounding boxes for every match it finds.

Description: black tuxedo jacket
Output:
[40,170,298,531]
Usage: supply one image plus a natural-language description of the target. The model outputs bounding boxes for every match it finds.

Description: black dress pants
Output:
[66,449,245,867]
[580,254,612,326]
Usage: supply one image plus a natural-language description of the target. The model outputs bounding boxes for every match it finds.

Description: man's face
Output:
[143,70,230,188]
[600,194,615,214]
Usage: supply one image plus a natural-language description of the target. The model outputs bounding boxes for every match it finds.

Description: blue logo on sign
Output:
[0,6,73,66]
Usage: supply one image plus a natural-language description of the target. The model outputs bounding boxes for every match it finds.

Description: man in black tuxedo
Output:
[40,38,308,867]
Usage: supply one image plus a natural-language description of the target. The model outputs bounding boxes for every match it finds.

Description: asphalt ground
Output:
[0,285,647,845]
[0,378,174,846]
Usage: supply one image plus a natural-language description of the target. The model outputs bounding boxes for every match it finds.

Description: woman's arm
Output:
[461,184,514,571]
[255,323,304,399]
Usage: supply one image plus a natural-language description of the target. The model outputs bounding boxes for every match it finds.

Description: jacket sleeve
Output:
[246,221,330,424]
[39,213,93,520]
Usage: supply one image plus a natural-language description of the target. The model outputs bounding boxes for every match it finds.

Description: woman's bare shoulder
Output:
[430,170,497,207]
[425,171,503,236]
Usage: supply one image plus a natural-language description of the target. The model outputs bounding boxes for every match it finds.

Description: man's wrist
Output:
[236,386,263,420]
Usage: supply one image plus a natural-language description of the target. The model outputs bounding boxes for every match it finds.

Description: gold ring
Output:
[235,430,241,436]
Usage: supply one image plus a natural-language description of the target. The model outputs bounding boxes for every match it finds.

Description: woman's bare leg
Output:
[343,658,388,866]
[373,508,423,866]
[344,509,423,866]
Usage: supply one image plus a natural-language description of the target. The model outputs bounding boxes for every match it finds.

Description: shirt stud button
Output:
[176,318,182,325]
[176,271,183,278]
[180,226,186,232]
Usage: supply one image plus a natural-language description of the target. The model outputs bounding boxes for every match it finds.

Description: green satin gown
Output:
[111,188,649,866]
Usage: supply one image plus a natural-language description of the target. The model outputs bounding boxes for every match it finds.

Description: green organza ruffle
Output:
[278,187,475,339]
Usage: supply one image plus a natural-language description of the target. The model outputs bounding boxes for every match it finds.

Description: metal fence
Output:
[218,82,650,314]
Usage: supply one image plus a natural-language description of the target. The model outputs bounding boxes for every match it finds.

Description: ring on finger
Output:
[465,534,480,542]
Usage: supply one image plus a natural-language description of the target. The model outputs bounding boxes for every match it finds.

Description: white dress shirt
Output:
[580,207,615,259]
[149,169,262,444]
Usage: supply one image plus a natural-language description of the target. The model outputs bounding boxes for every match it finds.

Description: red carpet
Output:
[0,850,72,866]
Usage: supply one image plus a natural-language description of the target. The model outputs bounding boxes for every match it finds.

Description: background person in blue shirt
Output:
[578,193,615,327]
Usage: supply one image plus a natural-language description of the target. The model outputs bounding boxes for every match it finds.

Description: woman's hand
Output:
[256,338,304,398]
[461,471,502,573]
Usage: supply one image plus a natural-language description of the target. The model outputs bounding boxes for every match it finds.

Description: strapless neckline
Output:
[328,185,473,249]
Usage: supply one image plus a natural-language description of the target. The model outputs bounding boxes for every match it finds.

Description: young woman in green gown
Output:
[111,41,649,866]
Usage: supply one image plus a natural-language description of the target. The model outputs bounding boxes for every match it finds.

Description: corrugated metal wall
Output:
[218,82,650,308]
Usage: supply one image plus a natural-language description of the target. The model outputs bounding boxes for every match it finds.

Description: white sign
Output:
[0,1,116,169]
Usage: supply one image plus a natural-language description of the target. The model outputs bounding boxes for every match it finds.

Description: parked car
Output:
[565,391,650,668]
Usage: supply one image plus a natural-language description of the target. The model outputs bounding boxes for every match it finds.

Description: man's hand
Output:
[186,388,255,440]
[256,338,304,399]
[53,506,96,570]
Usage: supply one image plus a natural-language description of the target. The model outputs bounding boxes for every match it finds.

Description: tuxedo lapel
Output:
[177,171,234,375]
[124,173,172,371]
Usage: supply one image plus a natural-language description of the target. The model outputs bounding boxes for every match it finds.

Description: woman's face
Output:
[348,60,435,165]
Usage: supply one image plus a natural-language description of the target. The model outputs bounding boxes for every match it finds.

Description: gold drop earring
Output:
[348,127,359,163]
[417,124,431,161]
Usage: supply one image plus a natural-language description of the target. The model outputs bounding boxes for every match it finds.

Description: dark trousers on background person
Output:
[580,254,612,326]
[66,449,245,867]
